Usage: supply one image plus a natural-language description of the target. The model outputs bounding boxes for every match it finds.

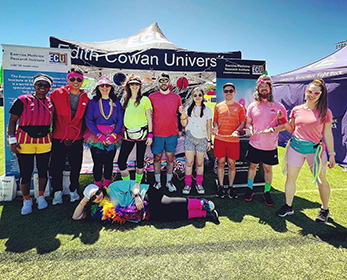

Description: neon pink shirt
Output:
[149,91,182,137]
[291,105,332,144]
[247,101,287,150]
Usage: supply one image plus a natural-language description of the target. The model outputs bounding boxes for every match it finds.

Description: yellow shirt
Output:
[124,96,152,129]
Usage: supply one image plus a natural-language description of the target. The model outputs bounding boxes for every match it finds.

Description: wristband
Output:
[97,134,107,142]
[79,200,87,207]
[180,117,187,121]
[8,136,17,145]
[132,193,141,198]
[148,133,153,139]
[108,133,117,142]
[208,139,212,143]
[328,152,336,156]
[278,118,287,125]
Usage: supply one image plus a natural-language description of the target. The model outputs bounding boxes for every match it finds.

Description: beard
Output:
[160,84,169,91]
[259,90,271,100]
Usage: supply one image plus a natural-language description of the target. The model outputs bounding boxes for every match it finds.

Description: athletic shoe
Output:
[182,185,191,195]
[52,191,63,205]
[166,181,177,192]
[276,204,294,217]
[243,188,254,202]
[70,190,80,203]
[226,187,238,199]
[36,196,48,210]
[315,208,330,223]
[201,199,215,212]
[153,182,162,190]
[21,199,33,215]
[216,186,225,198]
[263,192,274,206]
[195,185,205,195]
[206,210,220,224]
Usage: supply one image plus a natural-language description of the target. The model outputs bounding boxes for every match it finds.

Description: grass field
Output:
[0,107,346,280]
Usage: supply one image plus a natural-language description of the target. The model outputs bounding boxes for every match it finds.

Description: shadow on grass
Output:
[217,186,347,249]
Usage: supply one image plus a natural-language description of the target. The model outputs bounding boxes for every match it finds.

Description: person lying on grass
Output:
[72,180,219,224]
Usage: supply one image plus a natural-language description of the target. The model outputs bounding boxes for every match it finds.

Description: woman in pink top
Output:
[276,79,336,223]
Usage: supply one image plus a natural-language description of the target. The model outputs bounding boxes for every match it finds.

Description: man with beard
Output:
[243,75,287,206]
[149,73,182,192]
[213,82,245,199]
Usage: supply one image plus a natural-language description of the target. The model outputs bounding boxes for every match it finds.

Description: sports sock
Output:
[264,183,271,193]
[196,174,203,185]
[187,198,202,210]
[155,173,161,183]
[167,173,173,182]
[38,191,45,196]
[248,179,254,190]
[23,195,31,200]
[122,175,130,181]
[185,174,192,186]
[135,173,143,184]
[188,209,206,219]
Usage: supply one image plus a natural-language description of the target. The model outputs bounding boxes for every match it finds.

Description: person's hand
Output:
[212,127,218,135]
[178,106,185,115]
[231,130,239,137]
[10,143,20,154]
[328,155,336,169]
[97,134,108,145]
[207,142,211,152]
[243,126,253,136]
[134,196,144,210]
[261,127,275,134]
[108,133,117,143]
[146,137,153,146]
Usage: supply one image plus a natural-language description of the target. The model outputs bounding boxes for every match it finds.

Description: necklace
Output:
[193,106,201,117]
[99,98,113,120]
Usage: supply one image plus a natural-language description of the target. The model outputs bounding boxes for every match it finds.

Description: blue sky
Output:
[1,0,346,75]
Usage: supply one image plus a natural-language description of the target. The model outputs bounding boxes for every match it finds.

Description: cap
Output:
[223,82,235,90]
[83,184,99,200]
[126,75,142,85]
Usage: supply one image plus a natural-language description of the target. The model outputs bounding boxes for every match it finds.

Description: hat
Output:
[158,73,170,81]
[223,82,235,90]
[83,184,99,200]
[97,76,113,86]
[126,75,142,85]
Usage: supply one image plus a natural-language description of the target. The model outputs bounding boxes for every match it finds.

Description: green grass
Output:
[0,106,347,280]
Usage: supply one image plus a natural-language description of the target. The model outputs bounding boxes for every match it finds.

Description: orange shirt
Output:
[213,101,245,143]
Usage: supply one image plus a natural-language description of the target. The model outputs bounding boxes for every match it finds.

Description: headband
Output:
[33,76,52,86]
[256,79,272,87]
[67,72,84,79]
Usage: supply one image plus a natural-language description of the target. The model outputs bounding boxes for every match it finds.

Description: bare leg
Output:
[217,157,226,186]
[227,158,236,187]
[285,165,301,206]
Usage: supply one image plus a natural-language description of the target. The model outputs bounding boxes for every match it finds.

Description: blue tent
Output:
[272,47,347,165]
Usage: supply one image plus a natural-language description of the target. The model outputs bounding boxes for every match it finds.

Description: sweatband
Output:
[256,79,272,87]
[67,73,84,79]
[278,117,287,125]
[33,76,52,86]
[147,133,153,139]
[8,136,17,145]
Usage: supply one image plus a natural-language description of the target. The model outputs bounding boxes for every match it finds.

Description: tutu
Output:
[84,124,122,151]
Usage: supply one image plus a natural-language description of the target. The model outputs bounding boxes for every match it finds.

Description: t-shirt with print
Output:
[149,91,182,137]
[247,101,287,150]
[291,104,332,144]
[185,105,212,139]
[124,96,152,129]
[213,101,245,143]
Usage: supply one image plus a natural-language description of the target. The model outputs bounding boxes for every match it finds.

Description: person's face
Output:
[90,189,104,203]
[67,74,83,91]
[223,86,236,101]
[129,83,140,93]
[305,84,322,103]
[98,84,112,96]
[34,81,51,96]
[158,78,170,91]
[192,89,203,102]
[258,83,271,99]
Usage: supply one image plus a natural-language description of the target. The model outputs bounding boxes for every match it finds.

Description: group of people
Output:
[8,68,335,225]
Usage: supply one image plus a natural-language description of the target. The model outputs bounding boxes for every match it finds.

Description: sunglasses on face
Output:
[159,79,169,83]
[193,94,203,98]
[223,89,234,94]
[99,84,111,88]
[35,82,50,89]
[90,189,102,202]
[306,89,321,96]
[69,77,83,83]
[129,83,140,86]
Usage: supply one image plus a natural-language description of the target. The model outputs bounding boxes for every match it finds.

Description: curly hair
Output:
[122,75,143,110]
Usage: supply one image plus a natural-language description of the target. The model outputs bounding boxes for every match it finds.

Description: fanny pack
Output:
[19,125,51,138]
[124,125,148,141]
[290,136,320,154]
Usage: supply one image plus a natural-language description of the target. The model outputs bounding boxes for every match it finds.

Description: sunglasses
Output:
[306,90,321,96]
[99,84,111,88]
[69,77,83,83]
[223,89,234,94]
[129,83,140,86]
[90,189,102,202]
[193,94,203,98]
[35,82,50,89]
[159,79,169,83]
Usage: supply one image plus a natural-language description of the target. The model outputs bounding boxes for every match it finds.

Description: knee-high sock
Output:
[188,209,206,219]
[248,179,254,190]
[122,175,130,181]
[264,183,271,193]
[103,179,112,188]
[185,174,192,186]
[136,173,143,185]
[94,181,103,188]
[187,198,202,210]
[196,174,203,185]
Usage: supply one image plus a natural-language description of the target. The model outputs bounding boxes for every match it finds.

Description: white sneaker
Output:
[167,181,177,192]
[196,185,205,195]
[154,182,162,190]
[182,185,191,195]
[21,199,33,215]
[36,196,48,210]
[70,190,80,202]
[52,191,63,205]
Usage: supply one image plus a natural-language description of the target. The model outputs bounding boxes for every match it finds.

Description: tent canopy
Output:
[50,22,241,72]
[272,47,347,165]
